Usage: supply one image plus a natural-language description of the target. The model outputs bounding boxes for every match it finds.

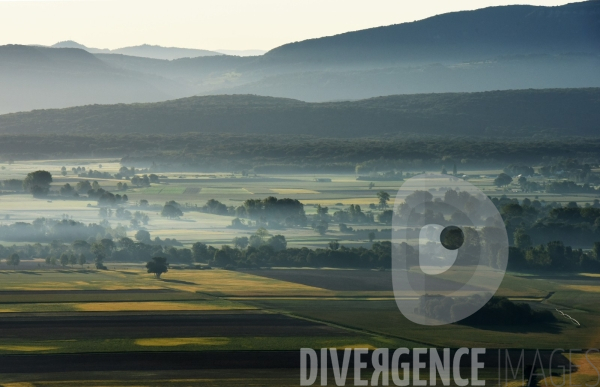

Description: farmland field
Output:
[0,158,599,385]
[3,158,600,249]
[0,265,596,385]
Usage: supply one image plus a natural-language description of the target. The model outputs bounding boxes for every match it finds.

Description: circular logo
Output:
[392,174,508,325]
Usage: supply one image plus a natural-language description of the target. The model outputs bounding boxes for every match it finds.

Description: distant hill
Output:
[112,44,221,60]
[51,40,112,54]
[0,89,598,138]
[210,54,600,101]
[0,45,195,114]
[264,1,600,65]
[0,2,596,112]
[51,41,221,60]
[215,49,267,57]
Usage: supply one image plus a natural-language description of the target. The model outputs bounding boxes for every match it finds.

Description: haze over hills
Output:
[51,41,223,60]
[50,41,264,59]
[0,1,598,113]
[0,89,597,138]
[0,45,195,114]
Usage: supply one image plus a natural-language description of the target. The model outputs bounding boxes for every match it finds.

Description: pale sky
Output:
[0,0,576,51]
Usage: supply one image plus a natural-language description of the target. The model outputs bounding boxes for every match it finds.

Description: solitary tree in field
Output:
[90,242,107,270]
[6,253,19,268]
[377,191,391,209]
[146,257,169,279]
[368,232,376,243]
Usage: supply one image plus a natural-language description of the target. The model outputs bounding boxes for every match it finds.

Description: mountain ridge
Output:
[0,89,598,138]
[264,1,600,64]
[0,2,597,113]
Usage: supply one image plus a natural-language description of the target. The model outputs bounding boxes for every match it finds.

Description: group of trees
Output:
[545,180,600,194]
[0,218,124,243]
[236,197,307,226]
[508,239,600,272]
[0,232,185,268]
[331,204,373,224]
[131,174,159,187]
[419,295,556,325]
[539,159,599,184]
[495,195,600,248]
[190,239,392,269]
[0,233,391,271]
[2,168,162,200]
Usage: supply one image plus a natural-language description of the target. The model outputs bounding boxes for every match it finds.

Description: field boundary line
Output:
[241,300,437,347]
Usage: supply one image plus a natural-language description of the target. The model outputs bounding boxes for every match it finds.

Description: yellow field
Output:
[154,269,336,296]
[0,345,58,352]
[0,300,255,313]
[135,337,230,347]
[564,285,600,293]
[540,353,600,387]
[76,300,254,312]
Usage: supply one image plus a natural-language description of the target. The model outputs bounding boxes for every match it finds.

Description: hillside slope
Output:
[0,89,598,138]
[265,1,600,64]
[0,45,196,114]
[1,2,597,112]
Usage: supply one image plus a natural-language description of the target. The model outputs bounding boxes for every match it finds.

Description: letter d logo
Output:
[392,174,508,325]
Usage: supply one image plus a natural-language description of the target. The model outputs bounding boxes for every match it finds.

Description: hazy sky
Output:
[0,0,575,51]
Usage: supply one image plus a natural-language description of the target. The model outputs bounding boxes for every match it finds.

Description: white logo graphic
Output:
[392,174,508,325]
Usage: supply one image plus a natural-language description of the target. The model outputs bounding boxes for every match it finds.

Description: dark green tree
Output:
[267,235,287,252]
[146,257,169,279]
[23,170,52,192]
[161,204,183,219]
[328,240,340,250]
[494,173,513,187]
[377,191,391,209]
[135,230,151,243]
[6,253,19,267]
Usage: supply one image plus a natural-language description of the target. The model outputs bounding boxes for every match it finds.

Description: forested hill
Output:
[0,88,598,138]
[264,1,600,64]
